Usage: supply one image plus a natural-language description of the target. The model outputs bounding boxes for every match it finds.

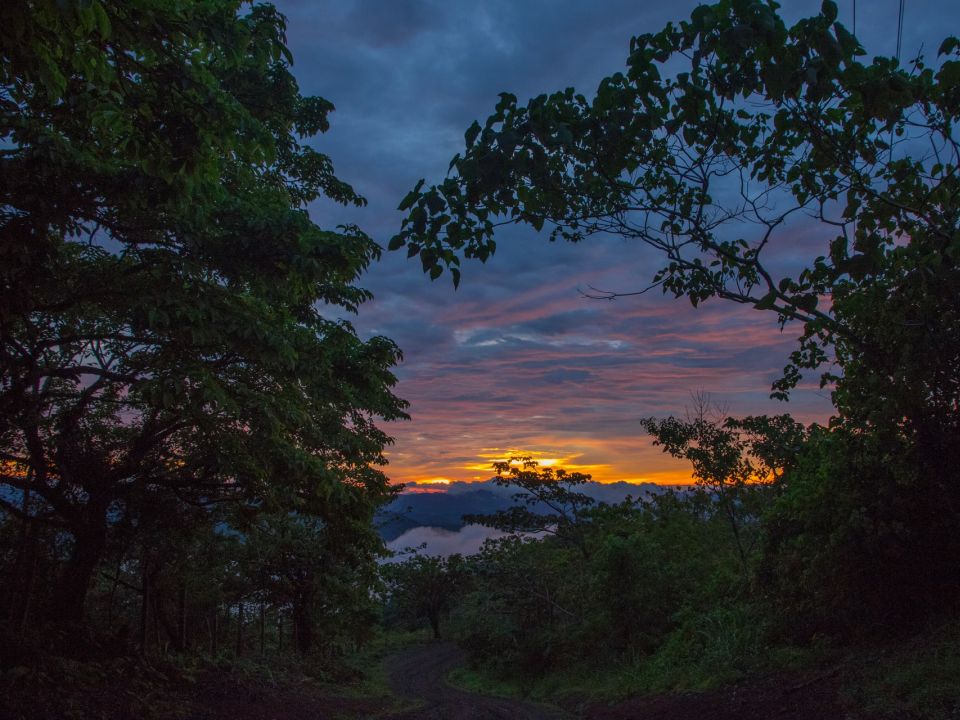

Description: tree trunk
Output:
[9,486,37,633]
[210,609,219,658]
[235,602,244,658]
[50,518,107,629]
[16,537,40,637]
[11,490,41,639]
[105,553,123,626]
[140,556,151,651]
[259,603,265,655]
[152,581,161,651]
[177,583,187,651]
[293,603,313,655]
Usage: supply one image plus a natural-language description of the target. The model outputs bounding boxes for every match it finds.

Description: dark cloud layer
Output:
[275,0,958,484]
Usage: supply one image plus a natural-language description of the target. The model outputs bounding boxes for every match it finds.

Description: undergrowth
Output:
[0,626,430,720]
[841,619,960,720]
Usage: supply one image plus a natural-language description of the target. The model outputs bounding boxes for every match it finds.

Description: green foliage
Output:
[443,491,777,698]
[759,424,960,638]
[393,0,960,404]
[382,553,468,639]
[447,664,525,699]
[0,0,407,635]
[393,0,960,645]
[636,603,770,692]
[641,409,808,575]
[465,456,595,557]
[842,620,960,720]
[238,512,385,656]
[447,456,758,690]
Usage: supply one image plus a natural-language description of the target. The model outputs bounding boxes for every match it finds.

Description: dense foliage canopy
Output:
[0,0,405,638]
[392,0,960,626]
[3,2,959,717]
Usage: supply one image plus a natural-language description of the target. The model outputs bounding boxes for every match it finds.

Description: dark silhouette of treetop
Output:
[0,0,407,629]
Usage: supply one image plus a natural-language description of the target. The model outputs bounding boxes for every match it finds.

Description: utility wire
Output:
[896,0,905,60]
[889,0,906,164]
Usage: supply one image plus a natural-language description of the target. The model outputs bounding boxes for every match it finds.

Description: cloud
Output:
[274,0,952,487]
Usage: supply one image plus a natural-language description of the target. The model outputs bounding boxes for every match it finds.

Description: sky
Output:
[274,0,959,487]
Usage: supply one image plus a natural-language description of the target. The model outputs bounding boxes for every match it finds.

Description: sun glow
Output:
[458,448,619,479]
[387,440,700,488]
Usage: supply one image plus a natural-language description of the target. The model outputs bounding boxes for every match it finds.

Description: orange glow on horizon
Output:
[385,446,697,488]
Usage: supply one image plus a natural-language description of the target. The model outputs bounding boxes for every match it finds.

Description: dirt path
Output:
[382,643,849,720]
[185,643,845,720]
[384,641,571,720]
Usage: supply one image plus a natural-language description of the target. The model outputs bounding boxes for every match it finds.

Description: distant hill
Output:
[375,479,663,541]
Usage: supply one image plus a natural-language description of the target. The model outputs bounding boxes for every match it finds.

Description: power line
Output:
[891,0,906,165]
[896,0,905,60]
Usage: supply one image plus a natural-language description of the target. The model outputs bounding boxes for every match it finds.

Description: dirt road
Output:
[384,642,571,720]
[185,642,845,720]
[382,643,848,720]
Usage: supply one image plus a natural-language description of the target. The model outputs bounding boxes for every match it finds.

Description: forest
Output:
[2,1,959,718]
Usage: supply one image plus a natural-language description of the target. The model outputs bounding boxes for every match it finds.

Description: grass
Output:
[392,619,960,719]
[444,625,827,707]
[0,625,437,720]
[448,664,525,698]
[840,619,960,720]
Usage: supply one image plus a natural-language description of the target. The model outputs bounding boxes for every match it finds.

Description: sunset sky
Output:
[276,0,959,486]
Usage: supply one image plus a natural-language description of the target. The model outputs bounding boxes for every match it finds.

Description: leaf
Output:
[398,190,419,212]
[387,235,406,251]
[839,254,873,280]
[938,36,960,57]
[465,120,482,147]
[92,1,111,37]
[820,0,838,23]
[36,50,66,98]
[937,61,960,88]
[425,191,445,214]
[755,291,778,310]
[690,5,715,31]
[795,294,818,312]
[410,207,427,234]
[398,179,425,210]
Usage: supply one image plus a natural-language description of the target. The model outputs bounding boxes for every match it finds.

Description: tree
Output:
[241,511,385,656]
[382,553,467,639]
[0,0,407,630]
[391,0,960,621]
[391,0,959,415]
[393,0,957,395]
[459,534,583,683]
[641,408,807,575]
[465,457,595,558]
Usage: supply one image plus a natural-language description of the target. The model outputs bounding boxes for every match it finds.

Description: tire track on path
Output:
[384,641,572,720]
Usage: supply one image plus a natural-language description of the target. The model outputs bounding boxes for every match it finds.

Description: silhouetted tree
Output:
[0,0,406,633]
[383,554,467,639]
[393,0,960,626]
